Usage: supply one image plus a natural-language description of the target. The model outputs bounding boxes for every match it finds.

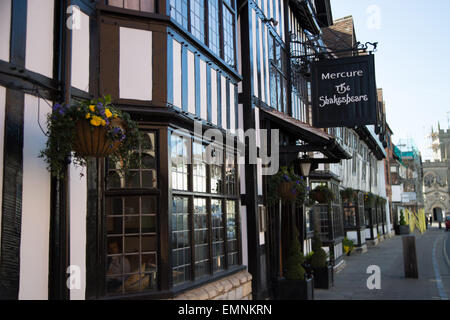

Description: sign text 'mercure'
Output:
[321,70,364,80]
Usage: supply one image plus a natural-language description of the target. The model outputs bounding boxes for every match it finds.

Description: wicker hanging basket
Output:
[278,182,298,201]
[73,118,126,157]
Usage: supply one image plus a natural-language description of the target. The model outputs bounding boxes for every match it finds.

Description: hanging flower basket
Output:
[267,167,307,205]
[73,118,126,157]
[40,95,142,178]
[310,185,334,204]
[278,181,298,202]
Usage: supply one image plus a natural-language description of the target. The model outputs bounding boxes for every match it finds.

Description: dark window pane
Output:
[125,216,140,234]
[106,198,123,215]
[107,217,123,235]
[194,198,209,278]
[172,196,191,285]
[125,236,140,253]
[142,216,156,233]
[142,235,157,252]
[107,237,123,254]
[141,196,157,214]
[124,197,140,215]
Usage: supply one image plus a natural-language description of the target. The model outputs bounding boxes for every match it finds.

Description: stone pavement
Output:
[315,225,450,300]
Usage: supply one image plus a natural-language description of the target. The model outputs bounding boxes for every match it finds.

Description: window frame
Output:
[169,128,242,289]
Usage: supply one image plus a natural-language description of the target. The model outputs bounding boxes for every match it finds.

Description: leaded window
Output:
[170,0,188,28]
[223,5,235,66]
[172,196,191,285]
[105,131,159,296]
[108,0,156,12]
[208,0,220,55]
[170,130,240,286]
[190,0,205,43]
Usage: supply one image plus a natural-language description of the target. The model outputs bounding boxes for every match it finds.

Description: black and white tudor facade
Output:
[0,0,387,300]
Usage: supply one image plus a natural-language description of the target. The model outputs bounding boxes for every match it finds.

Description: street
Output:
[315,225,450,300]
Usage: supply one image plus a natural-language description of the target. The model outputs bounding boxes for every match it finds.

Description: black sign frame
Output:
[311,55,378,128]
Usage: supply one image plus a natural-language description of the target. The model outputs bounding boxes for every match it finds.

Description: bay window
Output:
[170,130,241,287]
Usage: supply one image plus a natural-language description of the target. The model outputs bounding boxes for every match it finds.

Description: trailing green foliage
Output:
[310,185,334,204]
[284,227,306,281]
[39,95,142,178]
[267,166,307,206]
[340,188,357,204]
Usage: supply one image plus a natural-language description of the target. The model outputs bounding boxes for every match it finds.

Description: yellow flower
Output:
[89,104,95,112]
[90,115,102,127]
[85,113,91,119]
[105,108,113,118]
[101,119,106,126]
[113,114,118,118]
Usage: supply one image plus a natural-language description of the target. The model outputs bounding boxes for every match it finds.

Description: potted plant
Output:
[310,185,334,204]
[40,95,142,178]
[343,237,354,256]
[399,210,410,235]
[267,167,307,205]
[276,227,314,300]
[340,188,357,205]
[309,233,333,289]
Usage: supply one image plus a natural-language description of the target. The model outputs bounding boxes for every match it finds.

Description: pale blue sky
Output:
[330,0,450,160]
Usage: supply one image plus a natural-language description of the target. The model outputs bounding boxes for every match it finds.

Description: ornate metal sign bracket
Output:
[290,41,378,60]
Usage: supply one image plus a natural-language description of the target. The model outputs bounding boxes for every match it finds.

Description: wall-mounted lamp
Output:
[262,18,278,27]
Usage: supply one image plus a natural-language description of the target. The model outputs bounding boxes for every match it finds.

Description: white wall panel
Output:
[119,27,152,100]
[26,0,54,78]
[0,87,5,242]
[240,206,248,267]
[0,0,11,61]
[70,164,87,300]
[19,95,51,300]
[72,11,90,92]
[221,75,227,129]
[252,10,258,98]
[172,39,182,108]
[229,82,235,132]
[187,51,196,114]
[211,69,218,125]
[200,60,207,121]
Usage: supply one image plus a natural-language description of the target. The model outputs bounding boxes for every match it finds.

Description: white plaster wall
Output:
[229,83,235,132]
[211,69,218,125]
[69,164,87,300]
[72,11,90,92]
[25,0,54,78]
[221,75,227,129]
[187,50,195,114]
[172,39,182,108]
[119,27,152,100]
[252,9,258,98]
[0,0,11,62]
[240,205,248,268]
[0,87,6,242]
[19,94,51,300]
[200,60,207,121]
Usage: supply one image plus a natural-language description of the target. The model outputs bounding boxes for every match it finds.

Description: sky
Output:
[330,0,450,160]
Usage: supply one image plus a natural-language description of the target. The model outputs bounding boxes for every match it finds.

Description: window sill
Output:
[99,265,247,300]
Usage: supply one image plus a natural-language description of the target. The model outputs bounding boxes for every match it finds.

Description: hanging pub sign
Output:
[311,55,378,128]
